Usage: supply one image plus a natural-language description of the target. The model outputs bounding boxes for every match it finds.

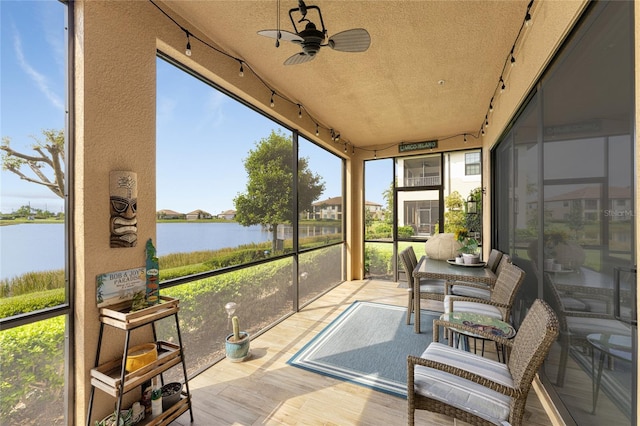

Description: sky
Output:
[0,1,389,216]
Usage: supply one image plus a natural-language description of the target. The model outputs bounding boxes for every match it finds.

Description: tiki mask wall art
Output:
[110,171,138,248]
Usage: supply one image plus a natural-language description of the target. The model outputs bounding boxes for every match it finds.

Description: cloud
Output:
[13,30,65,111]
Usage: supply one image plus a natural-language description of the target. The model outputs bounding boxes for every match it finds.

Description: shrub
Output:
[0,316,65,420]
[0,289,65,317]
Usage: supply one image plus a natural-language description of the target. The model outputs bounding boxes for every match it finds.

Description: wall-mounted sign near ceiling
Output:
[399,140,437,153]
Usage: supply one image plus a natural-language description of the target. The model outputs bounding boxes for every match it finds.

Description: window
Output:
[155,55,345,375]
[0,2,70,424]
[493,2,635,423]
[465,152,481,175]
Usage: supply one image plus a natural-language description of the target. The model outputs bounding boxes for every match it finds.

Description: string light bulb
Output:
[270,91,275,108]
[185,31,192,56]
[481,127,486,136]
[315,124,319,136]
[500,77,506,92]
[298,104,302,119]
[525,0,533,27]
[335,133,340,142]
[344,143,347,153]
[489,99,494,112]
[238,62,244,77]
[464,134,467,143]
[374,150,377,159]
[510,54,516,67]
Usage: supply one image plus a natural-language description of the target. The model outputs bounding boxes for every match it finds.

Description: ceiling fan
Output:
[258,0,371,65]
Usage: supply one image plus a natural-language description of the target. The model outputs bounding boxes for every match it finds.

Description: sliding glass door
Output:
[493,2,636,424]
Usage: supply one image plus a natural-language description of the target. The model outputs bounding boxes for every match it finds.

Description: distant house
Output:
[186,209,213,220]
[365,200,384,219]
[217,209,236,220]
[156,209,185,220]
[301,197,382,221]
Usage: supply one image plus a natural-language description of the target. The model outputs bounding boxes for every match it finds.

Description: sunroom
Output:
[0,1,638,425]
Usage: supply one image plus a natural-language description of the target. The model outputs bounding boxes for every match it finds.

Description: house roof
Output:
[312,197,381,207]
[157,209,183,215]
[187,209,211,215]
[546,186,632,202]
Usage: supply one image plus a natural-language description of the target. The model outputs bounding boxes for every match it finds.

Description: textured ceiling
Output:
[160,1,529,149]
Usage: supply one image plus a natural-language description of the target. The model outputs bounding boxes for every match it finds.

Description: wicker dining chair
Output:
[444,261,525,322]
[446,253,511,300]
[407,299,559,426]
[400,247,445,325]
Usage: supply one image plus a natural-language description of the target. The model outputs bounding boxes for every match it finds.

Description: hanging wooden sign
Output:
[399,140,437,153]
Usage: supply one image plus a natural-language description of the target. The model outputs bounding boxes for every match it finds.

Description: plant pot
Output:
[225,332,250,362]
[161,382,183,411]
[462,253,480,264]
[455,256,464,264]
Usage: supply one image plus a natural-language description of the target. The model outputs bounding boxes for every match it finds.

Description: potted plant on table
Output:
[455,228,480,264]
[225,315,250,362]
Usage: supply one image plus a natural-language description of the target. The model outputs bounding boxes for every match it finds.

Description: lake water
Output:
[0,222,340,280]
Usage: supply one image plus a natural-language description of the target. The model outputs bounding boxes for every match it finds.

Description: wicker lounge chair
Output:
[407,298,559,426]
[400,246,445,325]
[542,272,631,387]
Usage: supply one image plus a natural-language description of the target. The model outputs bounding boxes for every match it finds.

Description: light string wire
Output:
[149,0,352,152]
[479,0,534,138]
[149,0,533,157]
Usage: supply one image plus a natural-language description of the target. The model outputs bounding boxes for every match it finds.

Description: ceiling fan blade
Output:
[328,28,371,52]
[257,29,303,43]
[284,52,316,66]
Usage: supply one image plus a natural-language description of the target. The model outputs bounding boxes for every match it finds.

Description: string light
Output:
[525,0,533,27]
[374,150,377,159]
[153,0,512,158]
[185,31,192,56]
[477,1,534,137]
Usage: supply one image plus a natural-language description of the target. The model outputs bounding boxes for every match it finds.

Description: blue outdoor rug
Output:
[287,301,439,398]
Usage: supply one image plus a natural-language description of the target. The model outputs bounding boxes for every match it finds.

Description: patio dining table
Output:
[412,256,497,333]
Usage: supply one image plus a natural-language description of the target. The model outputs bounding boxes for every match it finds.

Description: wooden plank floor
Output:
[173,279,553,425]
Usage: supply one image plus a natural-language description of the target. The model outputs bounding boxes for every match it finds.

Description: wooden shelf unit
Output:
[87,297,193,426]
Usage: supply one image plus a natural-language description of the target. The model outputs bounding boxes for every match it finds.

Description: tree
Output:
[382,180,394,224]
[443,190,465,233]
[1,129,65,198]
[234,130,325,252]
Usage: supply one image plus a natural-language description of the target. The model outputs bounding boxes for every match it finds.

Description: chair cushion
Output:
[418,284,444,294]
[451,285,491,300]
[560,296,589,312]
[414,342,513,424]
[566,317,631,337]
[444,295,503,319]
